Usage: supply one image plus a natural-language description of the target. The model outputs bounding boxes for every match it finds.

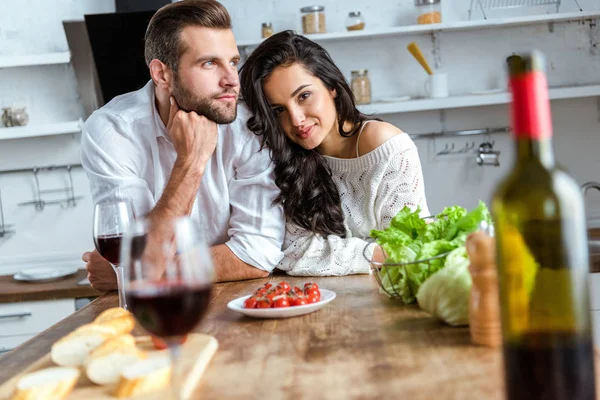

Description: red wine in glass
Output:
[128,283,211,338]
[93,200,134,309]
[94,234,123,265]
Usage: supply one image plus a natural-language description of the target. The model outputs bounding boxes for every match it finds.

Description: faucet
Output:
[581,181,600,196]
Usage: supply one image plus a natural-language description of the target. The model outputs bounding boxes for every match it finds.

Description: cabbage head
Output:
[415,246,472,326]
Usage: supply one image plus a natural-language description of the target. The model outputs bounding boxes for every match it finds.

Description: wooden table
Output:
[0,274,511,399]
[0,270,99,304]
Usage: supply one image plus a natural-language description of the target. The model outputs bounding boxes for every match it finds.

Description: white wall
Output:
[0,0,115,271]
[0,0,599,270]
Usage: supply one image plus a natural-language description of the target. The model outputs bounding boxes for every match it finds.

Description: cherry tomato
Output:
[244,296,258,309]
[291,297,308,306]
[263,283,273,290]
[255,287,267,296]
[304,282,319,290]
[277,281,291,292]
[256,298,272,308]
[151,335,187,350]
[273,296,290,308]
[264,290,278,301]
[292,286,304,296]
[304,287,320,299]
[307,295,320,304]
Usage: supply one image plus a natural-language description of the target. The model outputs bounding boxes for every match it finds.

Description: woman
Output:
[240,30,429,276]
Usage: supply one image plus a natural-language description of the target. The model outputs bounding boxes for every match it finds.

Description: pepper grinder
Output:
[466,230,502,348]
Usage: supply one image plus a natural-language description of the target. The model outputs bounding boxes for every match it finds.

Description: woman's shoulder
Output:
[356,120,406,157]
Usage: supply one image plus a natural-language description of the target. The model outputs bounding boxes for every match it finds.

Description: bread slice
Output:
[51,331,113,367]
[84,334,145,385]
[94,307,132,324]
[114,355,172,398]
[85,334,137,362]
[86,350,146,386]
[11,367,79,400]
[95,315,136,336]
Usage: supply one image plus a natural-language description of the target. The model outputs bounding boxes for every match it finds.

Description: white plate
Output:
[13,267,79,282]
[227,288,336,319]
[468,88,505,95]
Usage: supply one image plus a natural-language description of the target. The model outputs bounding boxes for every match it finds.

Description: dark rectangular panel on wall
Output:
[85,11,154,104]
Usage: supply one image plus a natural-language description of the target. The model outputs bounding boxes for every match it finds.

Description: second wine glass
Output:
[93,200,135,309]
[121,216,214,399]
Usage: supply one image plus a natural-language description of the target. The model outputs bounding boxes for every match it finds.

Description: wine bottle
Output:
[492,51,596,400]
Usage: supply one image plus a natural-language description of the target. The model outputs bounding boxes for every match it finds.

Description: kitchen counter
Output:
[1,274,599,399]
[0,269,99,304]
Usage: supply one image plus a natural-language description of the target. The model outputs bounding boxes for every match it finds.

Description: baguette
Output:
[114,355,172,398]
[11,367,79,400]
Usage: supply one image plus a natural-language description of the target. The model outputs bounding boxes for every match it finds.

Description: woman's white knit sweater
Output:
[276,132,430,276]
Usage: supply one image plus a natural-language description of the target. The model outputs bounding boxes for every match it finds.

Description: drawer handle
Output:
[0,312,32,320]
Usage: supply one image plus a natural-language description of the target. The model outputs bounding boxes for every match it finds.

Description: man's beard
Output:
[172,77,238,125]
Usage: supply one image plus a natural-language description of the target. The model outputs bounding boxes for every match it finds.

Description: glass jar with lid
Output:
[301,5,326,34]
[351,70,371,105]
[415,0,442,25]
[345,11,365,31]
[261,22,273,38]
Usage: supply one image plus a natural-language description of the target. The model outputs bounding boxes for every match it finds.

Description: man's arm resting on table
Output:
[211,244,270,282]
[85,243,268,291]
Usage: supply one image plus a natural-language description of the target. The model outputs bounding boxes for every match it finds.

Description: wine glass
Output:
[121,216,214,399]
[93,200,135,309]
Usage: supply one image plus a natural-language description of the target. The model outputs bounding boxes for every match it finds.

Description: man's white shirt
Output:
[81,80,285,272]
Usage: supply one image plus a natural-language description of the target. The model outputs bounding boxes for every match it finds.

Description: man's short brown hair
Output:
[144,0,232,72]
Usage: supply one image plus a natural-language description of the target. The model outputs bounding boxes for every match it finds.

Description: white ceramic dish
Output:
[13,267,79,282]
[227,288,336,319]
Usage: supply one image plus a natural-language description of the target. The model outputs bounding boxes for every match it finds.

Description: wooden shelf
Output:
[0,52,71,69]
[0,120,82,140]
[357,84,600,115]
[236,10,600,47]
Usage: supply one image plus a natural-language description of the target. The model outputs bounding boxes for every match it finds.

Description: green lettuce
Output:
[370,201,491,304]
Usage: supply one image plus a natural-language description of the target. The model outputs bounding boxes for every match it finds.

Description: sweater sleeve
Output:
[276,223,376,276]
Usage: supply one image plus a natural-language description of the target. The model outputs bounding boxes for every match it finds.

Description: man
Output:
[81,0,284,291]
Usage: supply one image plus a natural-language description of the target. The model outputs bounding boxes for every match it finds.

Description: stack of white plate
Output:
[13,267,78,282]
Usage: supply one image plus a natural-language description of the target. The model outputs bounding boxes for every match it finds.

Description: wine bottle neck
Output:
[515,137,555,167]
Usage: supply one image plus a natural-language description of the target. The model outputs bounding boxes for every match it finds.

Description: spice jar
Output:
[351,70,371,105]
[301,5,326,34]
[261,22,273,38]
[415,0,442,25]
[345,11,365,31]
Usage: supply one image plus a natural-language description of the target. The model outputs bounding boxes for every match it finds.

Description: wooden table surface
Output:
[1,274,598,399]
[0,274,504,399]
[0,269,99,304]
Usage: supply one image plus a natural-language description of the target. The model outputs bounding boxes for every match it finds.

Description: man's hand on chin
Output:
[82,249,117,292]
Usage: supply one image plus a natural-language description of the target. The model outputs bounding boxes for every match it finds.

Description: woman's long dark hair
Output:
[240,30,369,237]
